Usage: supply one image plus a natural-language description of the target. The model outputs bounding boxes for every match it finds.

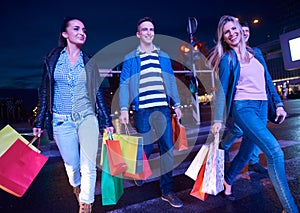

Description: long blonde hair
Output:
[208,15,249,75]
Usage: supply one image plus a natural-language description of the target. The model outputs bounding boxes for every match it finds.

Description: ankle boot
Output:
[73,186,81,203]
[79,202,92,213]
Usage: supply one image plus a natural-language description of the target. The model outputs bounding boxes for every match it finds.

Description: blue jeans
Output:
[133,106,174,195]
[53,110,99,204]
[226,100,298,213]
[221,122,261,165]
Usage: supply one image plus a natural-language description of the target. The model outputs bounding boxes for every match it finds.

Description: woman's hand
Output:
[211,122,222,135]
[32,127,42,137]
[105,126,114,134]
[275,107,287,124]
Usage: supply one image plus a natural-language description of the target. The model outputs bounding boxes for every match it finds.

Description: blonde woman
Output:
[210,15,297,213]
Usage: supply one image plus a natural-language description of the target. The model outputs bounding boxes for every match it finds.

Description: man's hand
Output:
[119,111,129,124]
[174,108,182,120]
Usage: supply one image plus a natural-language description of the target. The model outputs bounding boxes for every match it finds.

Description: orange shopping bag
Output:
[172,116,188,151]
[106,134,128,176]
[190,161,208,201]
[123,151,152,180]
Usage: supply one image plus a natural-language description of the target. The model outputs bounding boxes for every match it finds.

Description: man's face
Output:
[242,26,250,43]
[136,21,154,45]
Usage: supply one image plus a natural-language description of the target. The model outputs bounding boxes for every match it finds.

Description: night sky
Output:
[0,0,283,89]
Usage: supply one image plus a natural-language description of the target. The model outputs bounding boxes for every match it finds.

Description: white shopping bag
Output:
[185,144,209,180]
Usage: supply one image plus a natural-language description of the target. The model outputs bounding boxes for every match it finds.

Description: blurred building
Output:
[0,89,38,125]
[257,0,300,98]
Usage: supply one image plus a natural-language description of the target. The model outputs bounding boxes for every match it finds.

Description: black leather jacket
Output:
[33,47,112,140]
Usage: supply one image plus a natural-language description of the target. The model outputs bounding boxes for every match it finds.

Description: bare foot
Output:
[224,180,232,195]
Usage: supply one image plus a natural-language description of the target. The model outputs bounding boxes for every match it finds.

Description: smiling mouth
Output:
[230,34,239,42]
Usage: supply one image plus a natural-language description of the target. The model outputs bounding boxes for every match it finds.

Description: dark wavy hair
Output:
[58,16,84,47]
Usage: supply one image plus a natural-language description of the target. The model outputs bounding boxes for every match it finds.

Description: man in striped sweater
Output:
[119,17,183,208]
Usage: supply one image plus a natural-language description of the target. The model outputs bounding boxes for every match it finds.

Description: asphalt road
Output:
[0,99,299,213]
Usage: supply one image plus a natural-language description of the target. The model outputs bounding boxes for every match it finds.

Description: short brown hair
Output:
[240,21,249,28]
[137,17,154,31]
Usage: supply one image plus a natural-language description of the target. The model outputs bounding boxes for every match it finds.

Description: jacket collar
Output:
[46,47,90,64]
[135,45,160,56]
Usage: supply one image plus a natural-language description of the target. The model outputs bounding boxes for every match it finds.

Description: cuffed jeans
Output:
[221,122,261,165]
[225,100,298,213]
[53,110,99,204]
[133,106,174,195]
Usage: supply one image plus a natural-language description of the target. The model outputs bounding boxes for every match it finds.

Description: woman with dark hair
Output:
[33,17,113,213]
[209,15,298,213]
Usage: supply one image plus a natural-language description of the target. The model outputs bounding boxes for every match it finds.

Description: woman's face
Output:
[222,21,241,48]
[62,19,87,46]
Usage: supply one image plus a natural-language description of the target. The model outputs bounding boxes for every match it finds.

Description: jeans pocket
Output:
[233,100,250,112]
[53,117,65,127]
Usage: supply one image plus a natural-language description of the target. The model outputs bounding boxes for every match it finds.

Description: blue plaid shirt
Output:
[53,48,92,114]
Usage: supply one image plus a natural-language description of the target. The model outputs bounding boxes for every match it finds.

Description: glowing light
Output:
[253,19,259,24]
[180,45,190,53]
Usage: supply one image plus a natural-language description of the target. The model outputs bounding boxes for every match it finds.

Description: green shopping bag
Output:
[101,144,124,206]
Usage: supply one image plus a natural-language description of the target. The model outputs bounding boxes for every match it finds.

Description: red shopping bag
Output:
[123,151,152,180]
[190,161,208,201]
[0,137,48,197]
[106,136,128,176]
[172,116,188,151]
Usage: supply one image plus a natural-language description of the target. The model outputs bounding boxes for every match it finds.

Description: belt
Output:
[71,111,94,121]
[53,111,94,122]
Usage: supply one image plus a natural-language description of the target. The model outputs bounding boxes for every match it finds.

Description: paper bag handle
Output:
[214,132,220,146]
[21,134,41,149]
[123,123,130,136]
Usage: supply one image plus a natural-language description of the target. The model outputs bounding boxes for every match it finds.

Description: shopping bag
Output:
[123,151,152,180]
[101,144,124,205]
[172,115,179,144]
[185,144,209,180]
[114,132,143,174]
[0,136,48,197]
[100,131,109,166]
[190,160,208,201]
[0,124,39,157]
[106,134,128,176]
[172,116,188,151]
[201,133,224,195]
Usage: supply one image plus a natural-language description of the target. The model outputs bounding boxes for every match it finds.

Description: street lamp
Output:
[253,19,259,24]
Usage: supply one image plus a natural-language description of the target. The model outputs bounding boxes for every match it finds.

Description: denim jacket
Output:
[214,48,283,122]
[119,46,181,111]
